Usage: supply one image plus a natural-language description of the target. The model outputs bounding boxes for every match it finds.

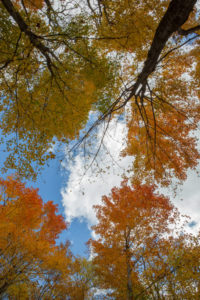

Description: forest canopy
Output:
[0,1,200,299]
[1,176,200,299]
[0,0,199,184]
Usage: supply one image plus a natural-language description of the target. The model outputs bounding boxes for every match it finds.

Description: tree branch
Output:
[1,0,56,75]
[178,24,200,35]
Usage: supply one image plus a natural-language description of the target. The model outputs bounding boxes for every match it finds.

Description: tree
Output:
[89,180,179,299]
[0,176,71,298]
[162,233,200,299]
[82,0,200,185]
[66,257,98,299]
[0,0,199,184]
[0,0,119,179]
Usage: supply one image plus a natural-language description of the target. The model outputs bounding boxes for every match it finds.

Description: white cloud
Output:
[165,170,200,235]
[61,118,134,226]
[196,0,200,10]
[61,117,200,238]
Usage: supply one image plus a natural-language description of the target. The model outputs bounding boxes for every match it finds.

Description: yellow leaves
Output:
[0,0,199,186]
[0,0,121,178]
[96,0,166,60]
[14,0,44,10]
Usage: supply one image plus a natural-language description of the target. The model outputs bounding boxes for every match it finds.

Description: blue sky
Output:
[60,118,200,237]
[0,139,91,257]
[28,157,92,257]
[0,119,133,256]
[1,119,200,257]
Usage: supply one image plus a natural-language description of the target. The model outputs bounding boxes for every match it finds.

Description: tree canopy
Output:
[0,0,119,179]
[1,176,200,299]
[89,180,200,299]
[0,2,200,296]
[0,0,199,184]
[0,176,72,298]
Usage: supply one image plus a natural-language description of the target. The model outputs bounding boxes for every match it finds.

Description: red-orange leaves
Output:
[0,176,68,297]
[0,176,66,242]
[89,180,178,299]
[39,200,67,244]
[123,86,200,186]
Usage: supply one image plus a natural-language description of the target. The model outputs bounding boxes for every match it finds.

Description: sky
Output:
[61,119,200,241]
[1,115,200,257]
[26,157,92,257]
[0,0,200,257]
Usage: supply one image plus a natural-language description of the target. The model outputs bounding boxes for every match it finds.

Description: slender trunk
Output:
[126,255,133,300]
[125,227,134,300]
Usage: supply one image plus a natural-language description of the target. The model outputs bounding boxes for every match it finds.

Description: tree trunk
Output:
[125,227,134,300]
[126,257,134,300]
[110,0,198,110]
[133,0,197,87]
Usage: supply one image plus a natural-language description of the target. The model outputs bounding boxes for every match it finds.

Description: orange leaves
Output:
[0,176,71,298]
[92,180,175,239]
[90,180,178,297]
[0,176,66,241]
[0,176,66,257]
[39,200,67,244]
[123,88,200,186]
[14,0,44,10]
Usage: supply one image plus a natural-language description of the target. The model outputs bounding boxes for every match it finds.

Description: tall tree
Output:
[89,181,179,299]
[0,0,119,179]
[0,0,199,184]
[0,176,71,298]
[82,0,200,185]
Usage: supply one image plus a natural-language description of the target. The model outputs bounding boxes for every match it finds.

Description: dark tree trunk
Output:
[128,0,197,99]
[137,0,197,82]
[95,0,198,120]
[1,0,55,74]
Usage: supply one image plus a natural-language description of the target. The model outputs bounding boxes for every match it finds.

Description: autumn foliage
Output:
[92,0,200,185]
[0,176,71,298]
[14,0,44,10]
[0,0,199,185]
[0,0,200,298]
[89,181,200,299]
